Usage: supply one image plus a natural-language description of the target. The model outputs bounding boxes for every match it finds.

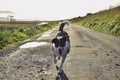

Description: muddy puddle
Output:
[19,42,48,48]
[37,31,52,40]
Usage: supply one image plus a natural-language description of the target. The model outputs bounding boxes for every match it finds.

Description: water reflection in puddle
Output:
[42,32,51,37]
[19,42,48,48]
[37,31,51,40]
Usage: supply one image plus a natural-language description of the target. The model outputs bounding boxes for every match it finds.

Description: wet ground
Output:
[0,25,120,80]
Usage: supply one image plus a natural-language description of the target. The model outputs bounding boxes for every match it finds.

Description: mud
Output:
[0,25,120,80]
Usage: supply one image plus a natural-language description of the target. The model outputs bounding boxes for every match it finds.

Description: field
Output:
[1,6,120,50]
[70,6,120,36]
[0,21,59,49]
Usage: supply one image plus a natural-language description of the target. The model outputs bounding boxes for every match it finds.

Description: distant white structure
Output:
[0,17,8,21]
[37,22,48,26]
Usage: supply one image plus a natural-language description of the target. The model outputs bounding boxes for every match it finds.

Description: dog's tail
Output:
[59,21,69,31]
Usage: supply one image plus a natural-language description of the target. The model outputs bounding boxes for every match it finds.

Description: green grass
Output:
[70,6,120,36]
[0,21,59,50]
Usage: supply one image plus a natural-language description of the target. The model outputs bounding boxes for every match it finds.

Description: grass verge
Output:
[70,6,120,36]
[0,21,58,50]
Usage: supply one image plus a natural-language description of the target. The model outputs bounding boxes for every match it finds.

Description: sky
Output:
[0,0,120,20]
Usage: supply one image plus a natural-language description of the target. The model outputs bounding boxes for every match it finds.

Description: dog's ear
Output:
[52,38,58,43]
[52,38,59,47]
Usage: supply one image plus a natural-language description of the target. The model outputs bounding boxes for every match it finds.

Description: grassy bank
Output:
[70,6,120,36]
[0,21,59,50]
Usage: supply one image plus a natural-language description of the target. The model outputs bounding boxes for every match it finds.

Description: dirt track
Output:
[0,25,120,80]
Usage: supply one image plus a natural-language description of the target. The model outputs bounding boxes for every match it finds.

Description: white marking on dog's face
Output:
[52,39,63,56]
[52,44,62,56]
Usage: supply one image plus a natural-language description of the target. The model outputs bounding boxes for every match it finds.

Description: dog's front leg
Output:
[59,54,67,73]
[54,54,57,64]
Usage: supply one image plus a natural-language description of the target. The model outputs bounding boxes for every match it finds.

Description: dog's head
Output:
[52,36,68,55]
[52,37,67,48]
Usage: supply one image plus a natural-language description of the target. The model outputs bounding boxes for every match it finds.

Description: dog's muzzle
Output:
[59,48,64,55]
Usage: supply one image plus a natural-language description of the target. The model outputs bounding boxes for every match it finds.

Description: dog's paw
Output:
[58,68,62,74]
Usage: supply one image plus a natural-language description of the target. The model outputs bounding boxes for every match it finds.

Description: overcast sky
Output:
[0,0,120,20]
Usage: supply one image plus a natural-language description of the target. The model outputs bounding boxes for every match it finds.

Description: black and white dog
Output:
[52,21,70,73]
